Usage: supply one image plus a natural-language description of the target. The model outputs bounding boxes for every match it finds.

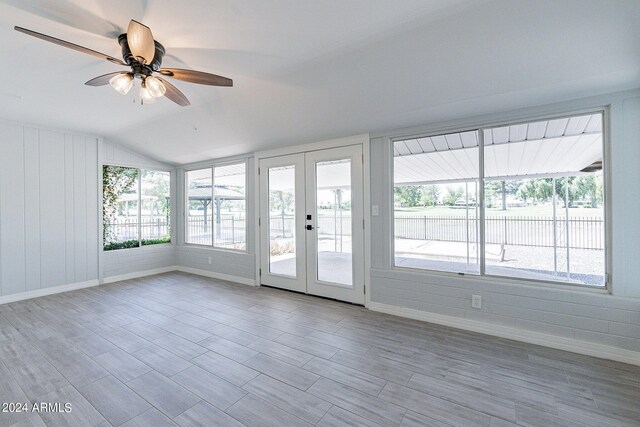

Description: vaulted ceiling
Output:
[1,0,638,165]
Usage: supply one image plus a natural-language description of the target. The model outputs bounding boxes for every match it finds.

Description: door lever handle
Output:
[305,225,314,230]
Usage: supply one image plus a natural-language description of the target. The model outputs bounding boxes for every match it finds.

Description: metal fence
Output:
[183,214,604,251]
[186,215,246,245]
[267,216,351,239]
[107,217,169,241]
[395,216,604,250]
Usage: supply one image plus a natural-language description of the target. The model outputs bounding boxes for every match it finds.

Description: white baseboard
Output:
[176,266,256,286]
[101,265,256,286]
[102,266,179,284]
[369,302,640,366]
[0,279,99,305]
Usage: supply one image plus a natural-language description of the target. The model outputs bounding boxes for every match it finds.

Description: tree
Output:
[421,185,440,207]
[442,186,464,206]
[572,175,600,207]
[394,186,422,207]
[103,166,139,246]
[515,175,602,207]
[141,170,170,217]
[269,190,294,214]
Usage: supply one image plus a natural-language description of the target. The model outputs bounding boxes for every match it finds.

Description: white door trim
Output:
[258,154,307,293]
[305,145,364,304]
[255,134,371,306]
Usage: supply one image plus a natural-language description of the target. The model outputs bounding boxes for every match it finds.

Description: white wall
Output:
[99,141,178,281]
[0,120,99,298]
[368,90,640,357]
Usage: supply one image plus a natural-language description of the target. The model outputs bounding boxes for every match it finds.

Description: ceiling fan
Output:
[14,20,233,106]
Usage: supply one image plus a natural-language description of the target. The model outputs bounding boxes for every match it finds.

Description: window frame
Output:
[390,108,611,292]
[101,164,172,251]
[183,159,248,253]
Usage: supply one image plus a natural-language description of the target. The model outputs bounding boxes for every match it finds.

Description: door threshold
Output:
[259,284,365,307]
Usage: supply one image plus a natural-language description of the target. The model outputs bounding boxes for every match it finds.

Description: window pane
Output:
[214,163,246,250]
[393,131,480,274]
[141,170,171,245]
[483,112,605,286]
[186,168,213,245]
[103,165,140,250]
[268,165,296,277]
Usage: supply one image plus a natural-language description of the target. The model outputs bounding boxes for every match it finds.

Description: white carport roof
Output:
[394,113,602,185]
[268,160,351,191]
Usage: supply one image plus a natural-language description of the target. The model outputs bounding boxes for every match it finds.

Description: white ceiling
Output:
[1,0,639,165]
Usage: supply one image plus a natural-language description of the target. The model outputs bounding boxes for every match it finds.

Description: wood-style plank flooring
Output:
[0,272,638,426]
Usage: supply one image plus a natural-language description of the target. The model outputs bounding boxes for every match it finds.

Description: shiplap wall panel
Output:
[0,121,99,297]
[24,128,41,292]
[0,123,26,295]
[85,140,99,280]
[39,130,67,289]
[64,134,75,284]
[73,136,88,282]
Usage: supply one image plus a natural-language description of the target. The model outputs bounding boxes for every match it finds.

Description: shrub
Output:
[103,236,171,251]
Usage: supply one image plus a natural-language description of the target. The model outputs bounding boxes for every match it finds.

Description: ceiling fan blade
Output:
[14,26,125,65]
[127,20,155,65]
[157,68,233,87]
[85,72,127,86]
[157,77,190,106]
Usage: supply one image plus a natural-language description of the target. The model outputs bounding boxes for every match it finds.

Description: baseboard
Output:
[0,279,100,305]
[369,302,640,366]
[101,265,256,286]
[102,266,179,284]
[176,266,256,286]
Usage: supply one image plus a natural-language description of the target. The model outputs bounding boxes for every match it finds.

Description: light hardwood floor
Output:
[0,272,638,426]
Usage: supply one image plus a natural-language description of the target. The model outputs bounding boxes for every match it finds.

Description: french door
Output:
[259,145,364,305]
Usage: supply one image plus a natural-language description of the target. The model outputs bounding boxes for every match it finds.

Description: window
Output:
[393,112,606,287]
[393,130,480,274]
[185,161,247,251]
[103,166,171,251]
[186,168,213,245]
[214,163,247,250]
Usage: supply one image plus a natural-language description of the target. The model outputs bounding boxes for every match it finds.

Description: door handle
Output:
[305,225,314,230]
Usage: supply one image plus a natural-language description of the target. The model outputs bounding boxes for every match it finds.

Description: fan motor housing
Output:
[117,34,165,71]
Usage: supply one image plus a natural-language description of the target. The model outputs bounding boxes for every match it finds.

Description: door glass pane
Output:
[316,159,353,286]
[268,166,296,276]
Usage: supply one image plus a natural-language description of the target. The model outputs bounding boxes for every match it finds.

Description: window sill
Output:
[181,243,248,255]
[390,265,610,294]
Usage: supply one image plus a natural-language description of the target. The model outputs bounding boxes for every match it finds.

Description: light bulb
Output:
[139,83,156,104]
[144,76,166,98]
[109,73,134,95]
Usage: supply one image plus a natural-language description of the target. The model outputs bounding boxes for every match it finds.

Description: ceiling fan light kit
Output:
[144,76,166,97]
[14,20,233,107]
[109,73,134,95]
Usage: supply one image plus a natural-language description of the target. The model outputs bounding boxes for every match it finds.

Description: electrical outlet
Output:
[471,294,482,309]
[371,205,379,216]
[208,256,212,265]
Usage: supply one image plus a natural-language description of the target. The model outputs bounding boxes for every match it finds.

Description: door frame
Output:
[258,153,307,293]
[254,134,371,307]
